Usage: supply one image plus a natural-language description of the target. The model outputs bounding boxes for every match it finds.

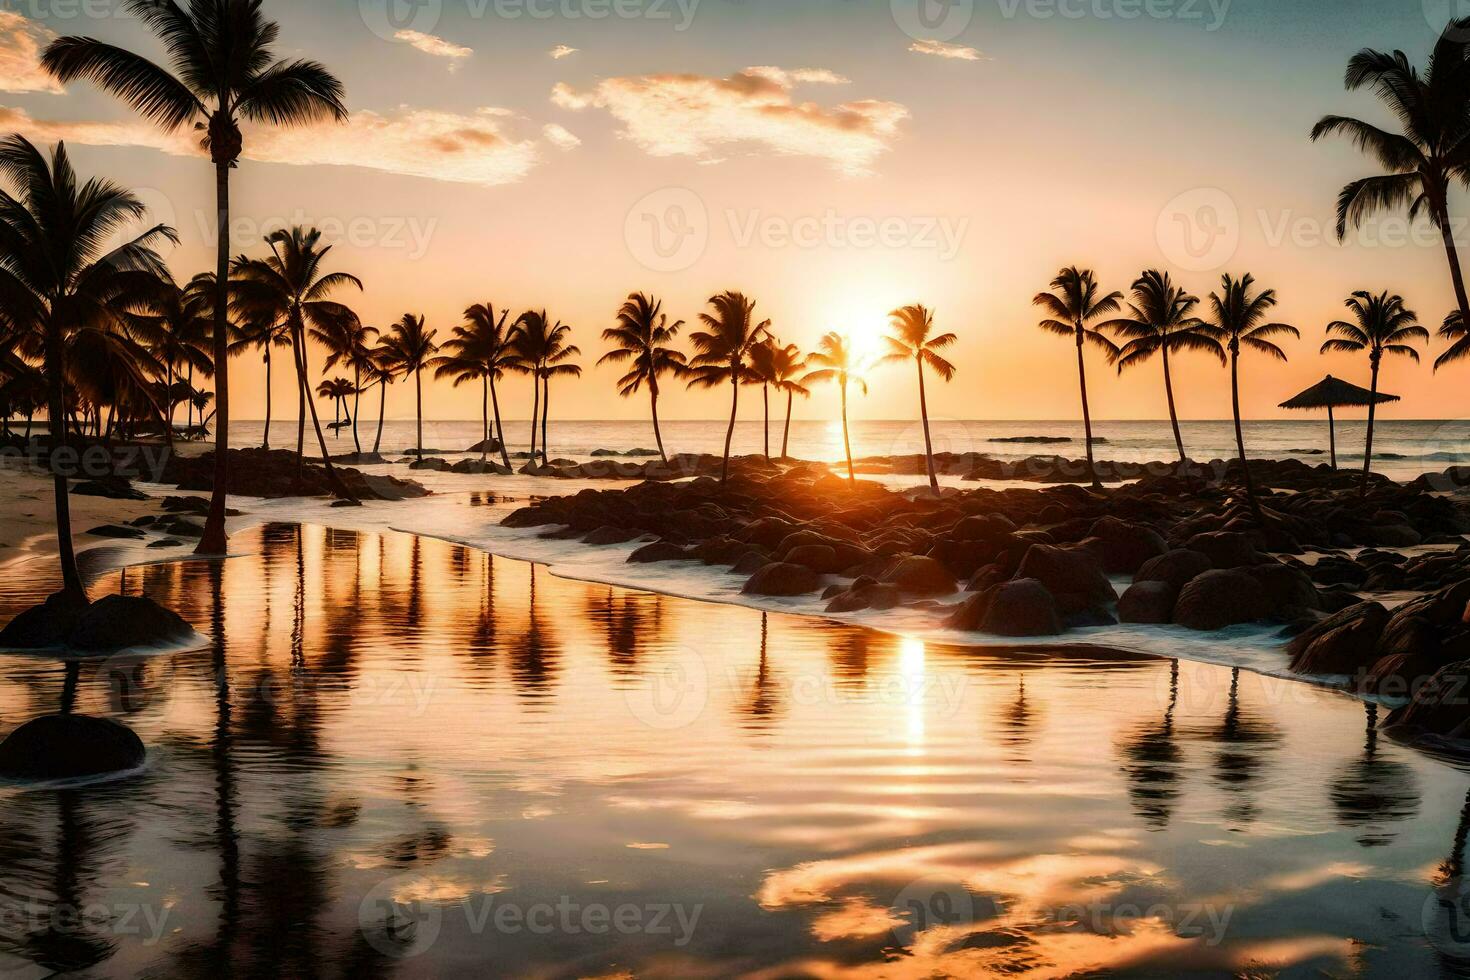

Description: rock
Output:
[585,525,643,545]
[72,476,148,501]
[67,595,196,653]
[627,541,690,563]
[1245,563,1321,617]
[742,562,821,596]
[1173,569,1270,630]
[953,513,1016,541]
[825,582,901,613]
[164,519,204,538]
[1134,549,1212,590]
[1185,531,1261,568]
[944,592,991,630]
[883,555,957,596]
[409,457,451,472]
[1014,544,1116,611]
[1287,602,1390,675]
[785,544,842,574]
[1118,581,1177,624]
[0,714,146,779]
[1365,524,1422,548]
[86,524,145,539]
[1385,659,1470,741]
[731,552,770,576]
[1065,606,1118,628]
[0,591,90,650]
[466,438,503,453]
[148,539,183,549]
[1083,517,1167,574]
[980,579,1064,637]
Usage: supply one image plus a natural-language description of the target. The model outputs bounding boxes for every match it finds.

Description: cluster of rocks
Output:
[515,453,784,482]
[0,590,195,653]
[160,448,429,501]
[407,456,514,475]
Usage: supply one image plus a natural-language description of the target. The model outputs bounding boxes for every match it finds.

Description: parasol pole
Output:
[1328,403,1336,470]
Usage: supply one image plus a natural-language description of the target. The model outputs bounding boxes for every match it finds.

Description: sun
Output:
[827,300,892,370]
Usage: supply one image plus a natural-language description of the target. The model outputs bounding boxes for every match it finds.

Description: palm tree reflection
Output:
[1118,660,1184,830]
[1329,702,1420,847]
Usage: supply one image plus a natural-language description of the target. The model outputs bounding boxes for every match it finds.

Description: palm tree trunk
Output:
[840,379,854,484]
[1230,348,1260,517]
[373,379,386,454]
[1162,343,1185,463]
[1362,357,1380,497]
[165,361,175,448]
[262,348,272,449]
[918,355,937,493]
[44,316,85,603]
[198,160,232,555]
[489,376,510,469]
[762,384,770,459]
[721,369,739,484]
[351,365,362,454]
[1076,331,1101,490]
[187,363,195,433]
[415,368,423,458]
[782,390,793,459]
[528,368,541,465]
[540,375,551,466]
[649,379,667,462]
[480,376,489,461]
[293,327,307,487]
[1435,198,1470,337]
[295,318,356,501]
[1328,404,1337,471]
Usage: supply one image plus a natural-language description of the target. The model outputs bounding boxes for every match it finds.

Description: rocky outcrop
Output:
[1287,602,1390,675]
[742,562,822,596]
[1118,581,1176,624]
[0,714,146,779]
[160,448,429,501]
[0,592,196,653]
[1173,569,1269,630]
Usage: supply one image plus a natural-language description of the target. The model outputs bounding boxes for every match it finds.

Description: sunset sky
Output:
[0,0,1463,423]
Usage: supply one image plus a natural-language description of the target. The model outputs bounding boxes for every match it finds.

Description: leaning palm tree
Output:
[363,347,396,455]
[744,338,782,460]
[1195,273,1300,515]
[769,342,809,460]
[312,314,377,455]
[0,136,176,603]
[376,314,438,459]
[686,291,770,483]
[431,304,520,468]
[1322,290,1427,491]
[1310,18,1470,350]
[803,332,869,485]
[233,227,360,496]
[1102,270,1222,463]
[537,320,580,466]
[44,0,348,554]
[1034,267,1122,489]
[600,292,685,461]
[884,304,958,493]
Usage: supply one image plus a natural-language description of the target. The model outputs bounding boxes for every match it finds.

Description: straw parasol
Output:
[1279,375,1400,470]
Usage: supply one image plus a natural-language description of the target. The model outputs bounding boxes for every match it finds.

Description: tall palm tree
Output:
[1103,270,1222,463]
[884,304,958,493]
[431,305,520,468]
[45,0,348,554]
[600,292,685,462]
[686,291,770,483]
[315,377,354,433]
[128,272,214,445]
[1322,290,1427,491]
[0,136,176,603]
[233,227,359,496]
[744,338,782,459]
[769,342,809,460]
[1311,18,1470,350]
[1034,267,1122,489]
[376,314,438,459]
[536,320,580,466]
[803,332,869,485]
[511,310,550,464]
[228,304,290,449]
[1195,273,1300,514]
[363,347,396,456]
[312,313,376,455]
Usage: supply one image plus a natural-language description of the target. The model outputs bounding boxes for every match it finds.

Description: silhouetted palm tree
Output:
[129,272,214,446]
[884,304,957,493]
[769,342,809,459]
[233,227,360,496]
[600,292,685,461]
[227,277,291,449]
[0,136,176,602]
[312,314,377,454]
[538,321,580,465]
[804,332,868,485]
[45,0,348,554]
[686,291,770,483]
[1311,19,1470,351]
[744,338,783,459]
[363,348,395,455]
[510,309,550,463]
[376,314,439,459]
[315,377,354,433]
[1103,270,1222,463]
[1322,290,1427,490]
[1034,267,1122,489]
[1196,273,1300,513]
[431,304,520,468]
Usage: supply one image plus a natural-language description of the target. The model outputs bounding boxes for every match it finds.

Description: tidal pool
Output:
[1,523,1468,977]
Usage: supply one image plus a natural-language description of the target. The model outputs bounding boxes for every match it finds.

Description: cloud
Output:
[551,66,906,175]
[908,39,986,61]
[542,123,581,150]
[0,104,545,187]
[0,11,62,93]
[394,29,473,69]
[550,44,578,59]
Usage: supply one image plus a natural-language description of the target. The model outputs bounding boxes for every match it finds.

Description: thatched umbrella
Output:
[1279,375,1399,470]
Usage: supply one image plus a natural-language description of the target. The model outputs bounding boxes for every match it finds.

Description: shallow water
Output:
[3,525,1470,977]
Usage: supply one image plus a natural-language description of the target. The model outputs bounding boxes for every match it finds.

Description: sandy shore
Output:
[0,463,156,564]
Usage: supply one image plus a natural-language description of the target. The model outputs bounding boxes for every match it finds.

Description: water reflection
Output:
[0,524,1467,976]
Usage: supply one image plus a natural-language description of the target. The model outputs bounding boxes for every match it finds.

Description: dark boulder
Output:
[1287,602,1390,675]
[86,524,145,540]
[0,714,146,780]
[785,544,842,574]
[742,562,821,596]
[1385,660,1470,742]
[1083,517,1167,574]
[628,541,691,563]
[1135,549,1213,590]
[72,476,149,501]
[0,591,90,650]
[585,525,643,545]
[883,555,957,596]
[731,552,770,576]
[1184,531,1261,568]
[825,582,900,613]
[1014,544,1116,611]
[67,595,196,653]
[1245,563,1321,618]
[980,579,1064,637]
[1118,581,1177,625]
[1173,569,1270,630]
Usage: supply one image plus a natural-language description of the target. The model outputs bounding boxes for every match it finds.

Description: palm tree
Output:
[745,338,779,459]
[686,291,770,483]
[228,305,289,449]
[769,342,809,460]
[1322,290,1427,490]
[1034,267,1122,489]
[233,227,360,496]
[363,348,396,456]
[376,314,439,459]
[1103,270,1223,463]
[1310,18,1470,349]
[315,377,355,434]
[1195,273,1300,514]
[511,310,550,464]
[884,304,958,493]
[803,332,869,485]
[431,304,520,468]
[538,320,580,466]
[600,292,685,461]
[312,313,377,455]
[0,136,176,602]
[128,272,214,445]
[45,0,348,554]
